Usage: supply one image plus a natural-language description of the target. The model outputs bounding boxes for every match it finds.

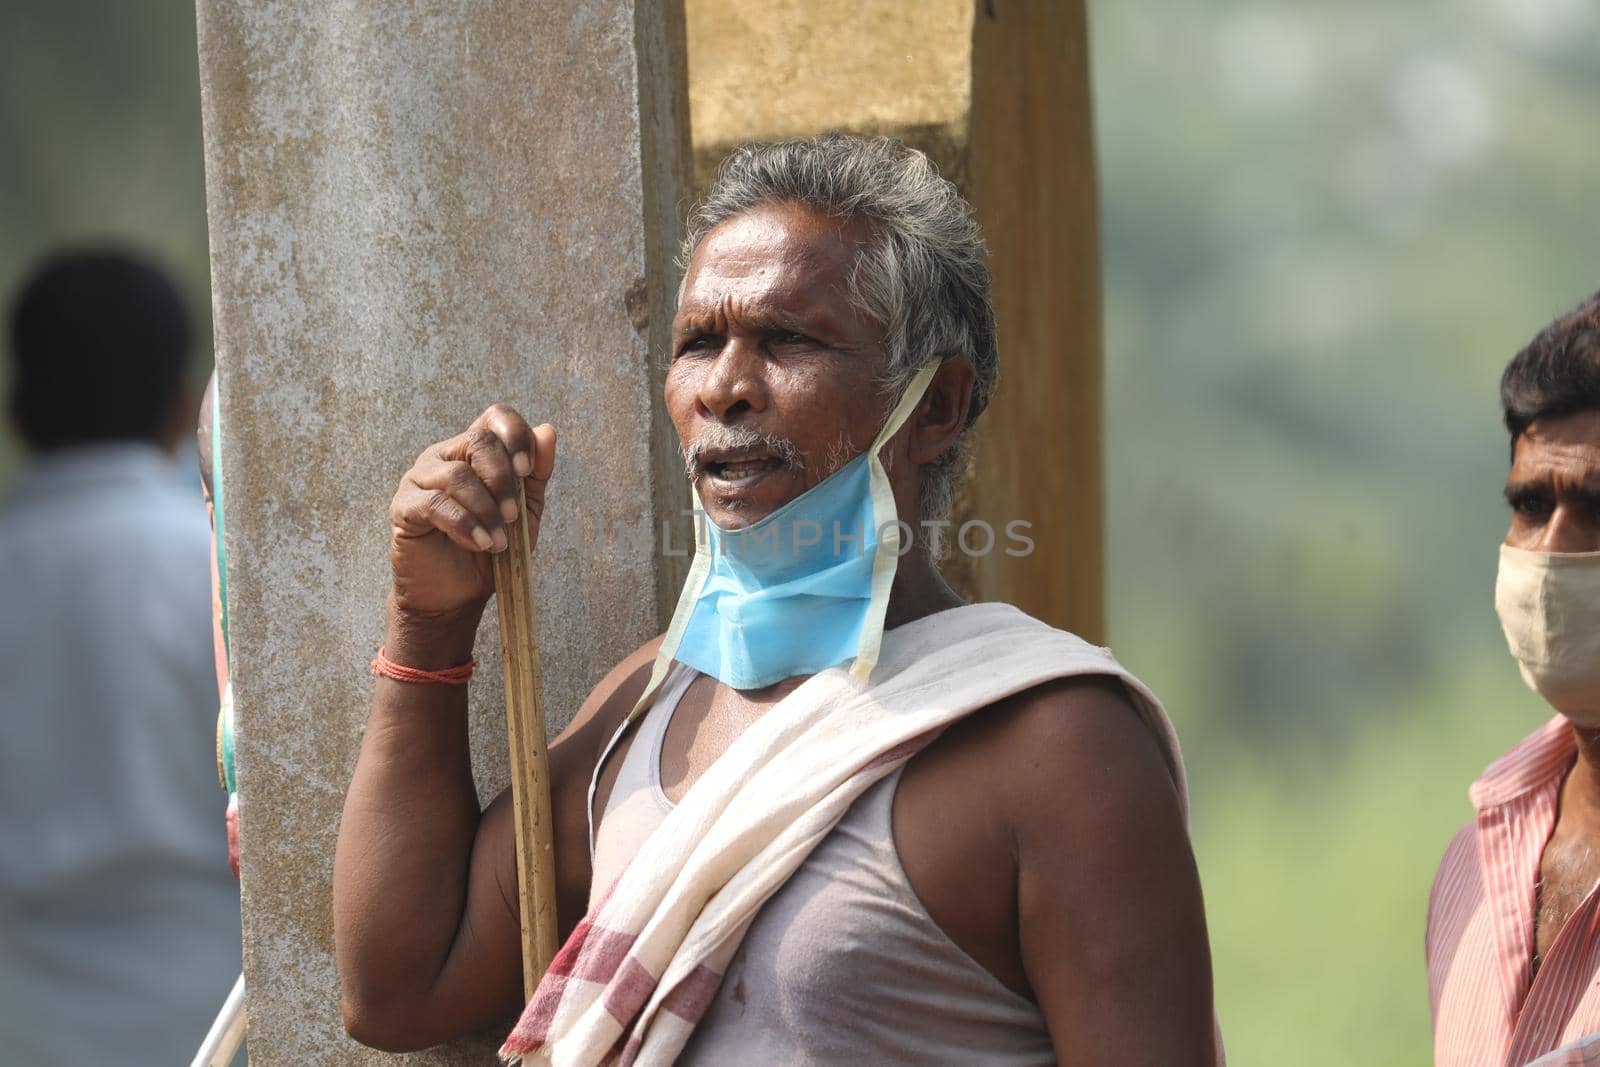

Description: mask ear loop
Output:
[851,362,939,683]
[622,494,712,723]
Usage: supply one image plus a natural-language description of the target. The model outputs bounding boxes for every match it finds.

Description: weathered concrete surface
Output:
[195,2,689,1061]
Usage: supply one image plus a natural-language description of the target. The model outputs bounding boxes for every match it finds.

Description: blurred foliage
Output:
[0,2,212,486]
[4,0,1599,1062]
[1092,0,1600,1061]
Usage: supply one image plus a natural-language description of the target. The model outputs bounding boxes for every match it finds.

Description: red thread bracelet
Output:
[370,647,476,685]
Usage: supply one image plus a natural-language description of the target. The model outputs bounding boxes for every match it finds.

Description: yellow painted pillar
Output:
[965,0,1104,642]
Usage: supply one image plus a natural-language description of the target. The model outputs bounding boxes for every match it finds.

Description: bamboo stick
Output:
[492,483,560,1002]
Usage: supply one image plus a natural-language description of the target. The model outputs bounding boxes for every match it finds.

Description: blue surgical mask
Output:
[635,364,938,700]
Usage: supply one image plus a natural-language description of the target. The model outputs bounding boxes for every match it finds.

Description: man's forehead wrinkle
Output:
[673,204,884,349]
[1505,471,1600,491]
[678,269,857,335]
[1515,435,1600,468]
[676,289,853,339]
[1509,425,1600,497]
[1508,460,1600,486]
[694,208,868,284]
[692,244,853,294]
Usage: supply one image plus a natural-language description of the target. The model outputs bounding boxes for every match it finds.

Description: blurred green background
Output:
[1093,1,1600,1062]
[2,1,1597,1063]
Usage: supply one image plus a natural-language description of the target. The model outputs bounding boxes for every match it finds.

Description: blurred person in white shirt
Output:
[0,248,241,1066]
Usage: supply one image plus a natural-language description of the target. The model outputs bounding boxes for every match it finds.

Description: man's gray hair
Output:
[680,133,998,523]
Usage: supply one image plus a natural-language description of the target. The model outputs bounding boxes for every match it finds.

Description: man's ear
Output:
[907,359,975,466]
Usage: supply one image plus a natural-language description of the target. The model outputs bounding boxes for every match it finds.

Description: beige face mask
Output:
[1495,544,1600,728]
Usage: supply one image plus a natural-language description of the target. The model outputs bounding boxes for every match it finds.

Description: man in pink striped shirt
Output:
[1428,290,1600,1067]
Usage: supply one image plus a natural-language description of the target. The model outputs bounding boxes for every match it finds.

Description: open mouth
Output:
[684,430,805,503]
[703,453,785,487]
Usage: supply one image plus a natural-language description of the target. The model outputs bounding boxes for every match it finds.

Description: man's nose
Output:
[1534,504,1600,553]
[698,340,768,421]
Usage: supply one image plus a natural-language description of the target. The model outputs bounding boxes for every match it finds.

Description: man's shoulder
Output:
[1430,819,1480,898]
[999,673,1171,775]
[896,601,1103,655]
[1426,817,1482,957]
[918,673,1181,818]
[891,603,1183,801]
[1423,723,1567,953]
[0,456,208,540]
[0,477,208,581]
[557,633,666,748]
[889,604,1139,697]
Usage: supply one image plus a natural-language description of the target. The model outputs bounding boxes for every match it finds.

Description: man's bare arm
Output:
[333,622,657,1051]
[331,403,656,1050]
[1009,677,1218,1066]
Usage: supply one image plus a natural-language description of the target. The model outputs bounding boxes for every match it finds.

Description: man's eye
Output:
[1512,493,1553,520]
[773,331,811,347]
[676,336,718,358]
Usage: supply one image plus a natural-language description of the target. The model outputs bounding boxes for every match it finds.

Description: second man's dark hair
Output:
[8,247,192,452]
[1501,289,1600,456]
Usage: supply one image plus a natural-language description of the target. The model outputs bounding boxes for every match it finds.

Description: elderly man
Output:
[1428,291,1600,1066]
[334,135,1217,1065]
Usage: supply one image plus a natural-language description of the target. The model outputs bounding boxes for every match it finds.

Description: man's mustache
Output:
[681,426,806,480]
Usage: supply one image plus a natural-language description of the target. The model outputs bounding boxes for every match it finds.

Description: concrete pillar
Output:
[684,0,1105,641]
[195,2,690,1061]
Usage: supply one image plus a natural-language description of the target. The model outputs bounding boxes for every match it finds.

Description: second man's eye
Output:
[1511,492,1554,521]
